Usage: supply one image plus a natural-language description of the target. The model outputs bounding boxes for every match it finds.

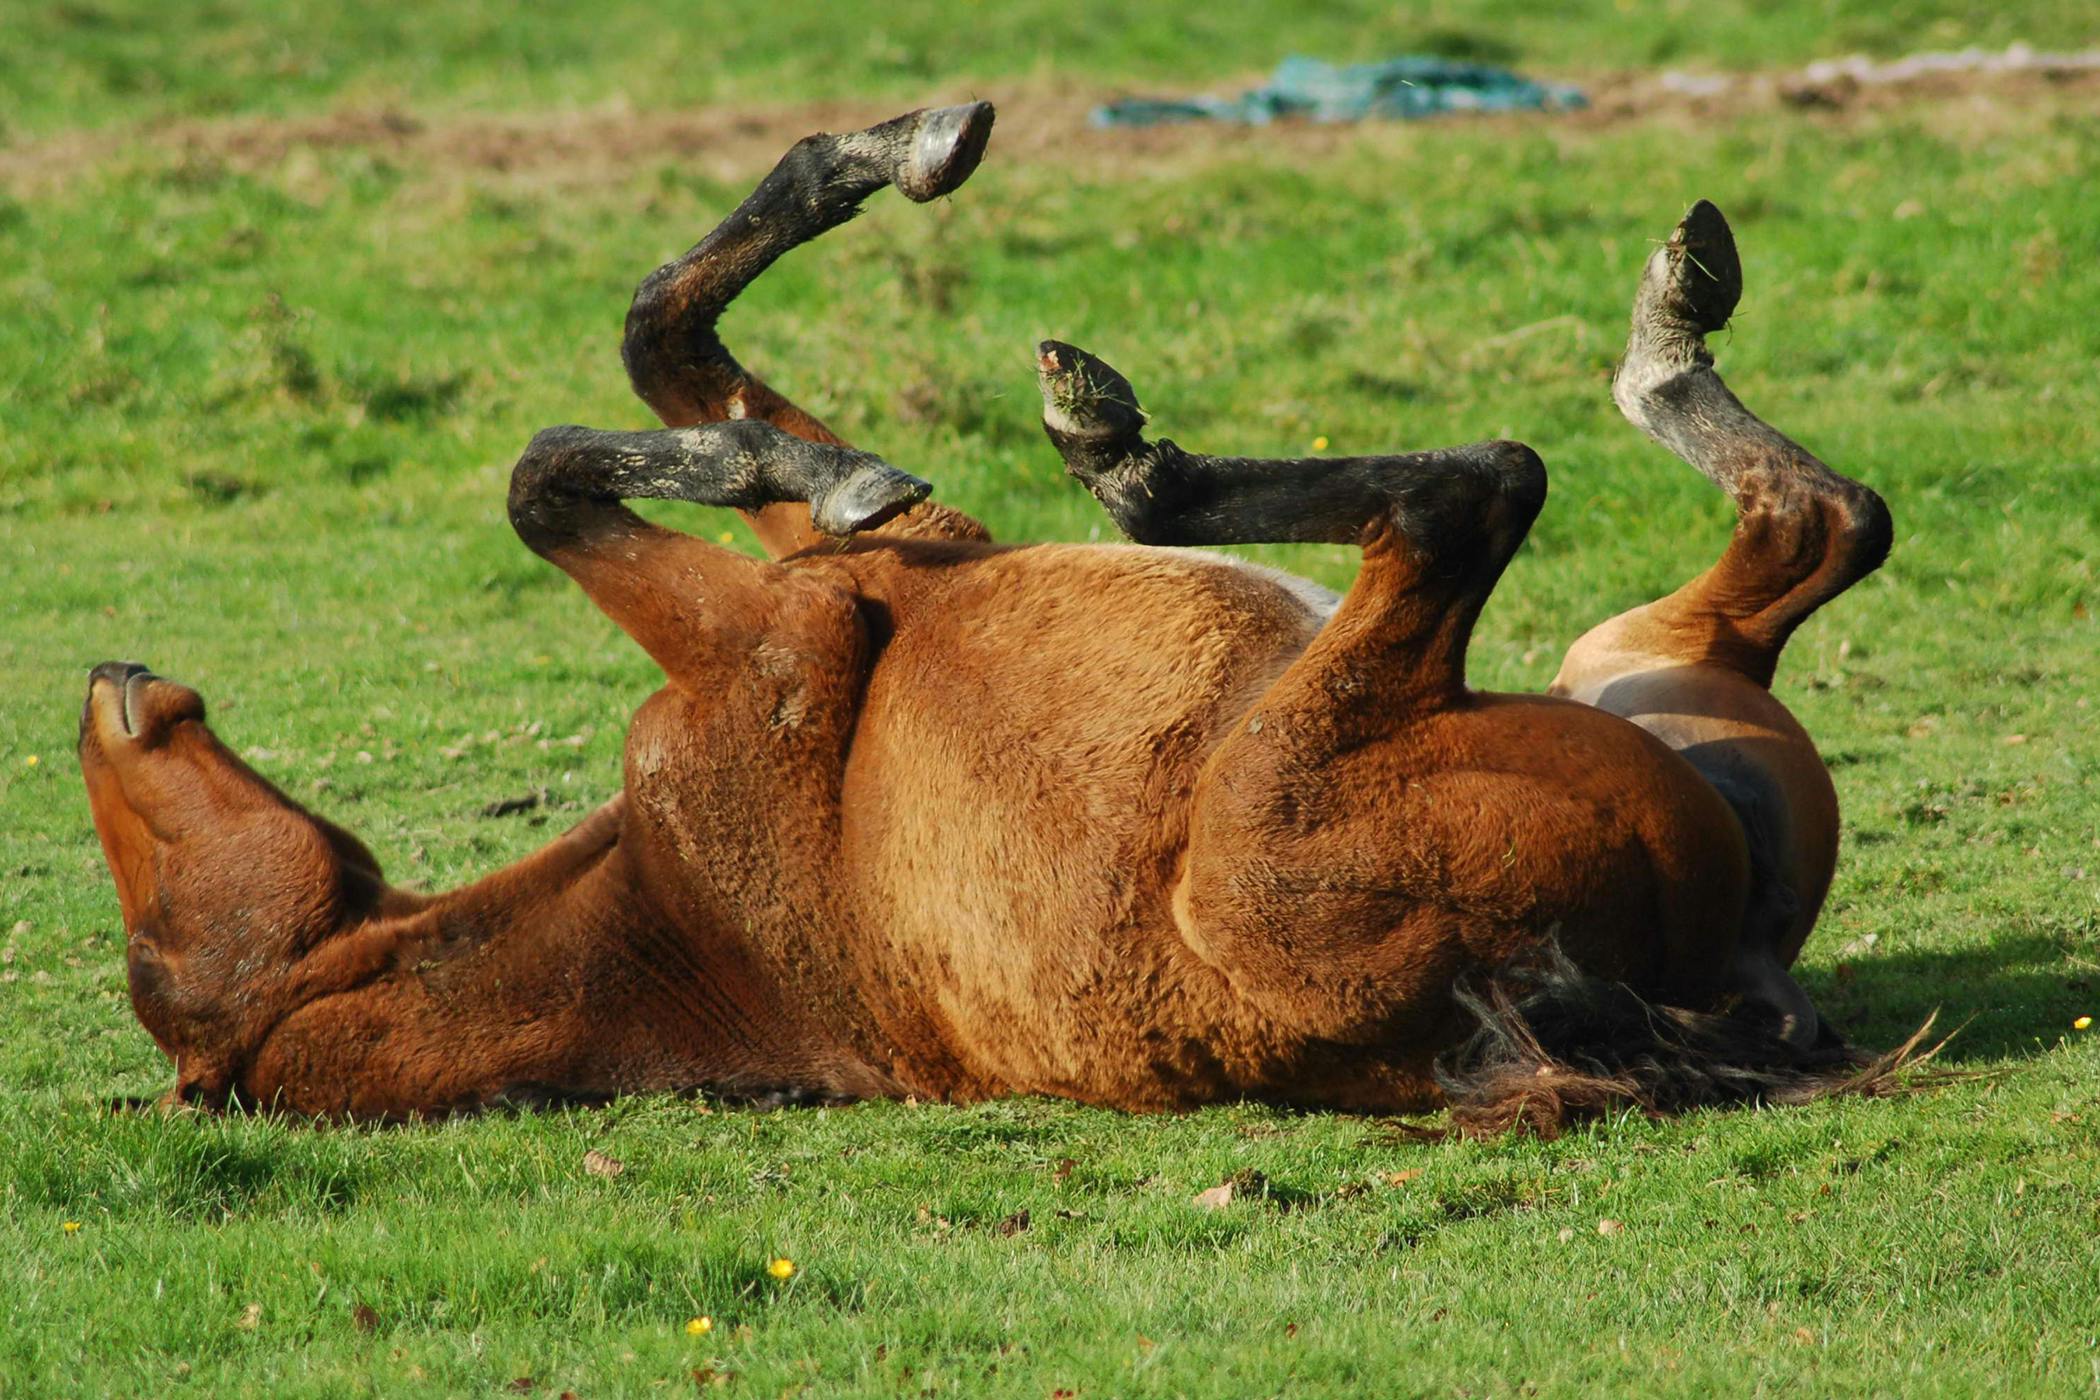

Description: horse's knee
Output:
[621,266,723,419]
[506,425,604,556]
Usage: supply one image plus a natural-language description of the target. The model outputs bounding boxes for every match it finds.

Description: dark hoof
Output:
[1660,199,1742,333]
[810,457,934,536]
[898,102,995,203]
[1036,340,1147,443]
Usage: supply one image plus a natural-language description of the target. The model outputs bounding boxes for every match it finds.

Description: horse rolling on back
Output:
[77,104,1915,1132]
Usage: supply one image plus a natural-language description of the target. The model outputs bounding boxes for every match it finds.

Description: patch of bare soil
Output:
[4,58,2098,194]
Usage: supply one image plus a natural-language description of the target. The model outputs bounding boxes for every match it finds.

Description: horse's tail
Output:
[1434,944,1946,1139]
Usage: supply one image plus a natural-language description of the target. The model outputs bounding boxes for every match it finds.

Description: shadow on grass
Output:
[1804,930,2091,1064]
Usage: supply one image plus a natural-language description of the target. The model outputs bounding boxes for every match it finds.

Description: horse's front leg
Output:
[505,421,961,1086]
[1552,201,1895,1048]
[506,419,927,685]
[622,103,996,555]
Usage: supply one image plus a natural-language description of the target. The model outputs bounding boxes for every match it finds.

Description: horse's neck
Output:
[248,826,890,1114]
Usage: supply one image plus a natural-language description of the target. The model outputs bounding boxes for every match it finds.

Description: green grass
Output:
[8,0,2100,139]
[5,4,2100,1394]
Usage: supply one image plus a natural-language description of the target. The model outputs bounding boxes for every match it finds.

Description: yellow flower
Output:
[1311,436,1330,452]
[23,755,38,767]
[2075,1015,2092,1031]
[685,1315,713,1336]
[766,1257,795,1280]
[61,1220,80,1233]
[717,531,736,545]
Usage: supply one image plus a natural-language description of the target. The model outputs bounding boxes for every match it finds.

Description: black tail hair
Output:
[1434,945,1948,1140]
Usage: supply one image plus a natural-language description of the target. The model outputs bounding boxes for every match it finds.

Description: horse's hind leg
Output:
[622,104,995,555]
[1552,201,1895,1046]
[1036,344,1670,1089]
[506,419,928,685]
[1584,200,1892,684]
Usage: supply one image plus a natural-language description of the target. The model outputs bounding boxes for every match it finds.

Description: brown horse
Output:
[78,104,1901,1129]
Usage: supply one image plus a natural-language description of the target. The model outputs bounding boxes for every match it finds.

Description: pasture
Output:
[3,2,2098,1393]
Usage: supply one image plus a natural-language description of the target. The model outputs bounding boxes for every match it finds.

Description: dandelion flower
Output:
[767,1257,795,1280]
[1311,436,1330,451]
[2076,1015,2092,1031]
[61,1220,80,1233]
[686,1315,713,1336]
[717,531,736,545]
[24,755,39,767]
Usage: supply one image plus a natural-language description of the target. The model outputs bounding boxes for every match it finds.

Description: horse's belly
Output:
[836,543,1325,1097]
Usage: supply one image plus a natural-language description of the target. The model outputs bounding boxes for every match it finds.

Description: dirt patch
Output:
[4,59,2098,194]
[1575,59,2100,135]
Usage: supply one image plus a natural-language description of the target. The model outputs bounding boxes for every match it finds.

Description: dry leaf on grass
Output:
[1597,1218,1624,1237]
[583,1149,625,1179]
[1195,1168,1270,1209]
[236,1302,262,1330]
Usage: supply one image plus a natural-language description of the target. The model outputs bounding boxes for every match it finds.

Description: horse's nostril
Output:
[85,662,158,739]
[122,672,150,737]
[87,660,154,691]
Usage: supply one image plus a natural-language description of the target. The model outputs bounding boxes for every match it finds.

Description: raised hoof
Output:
[810,456,934,537]
[1036,339,1147,444]
[1648,199,1743,335]
[897,102,995,203]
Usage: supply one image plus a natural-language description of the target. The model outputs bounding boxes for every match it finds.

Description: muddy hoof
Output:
[810,456,934,536]
[1654,199,1743,335]
[897,102,995,203]
[1037,339,1147,445]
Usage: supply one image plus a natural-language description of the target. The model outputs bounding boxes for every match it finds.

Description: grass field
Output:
[4,3,2099,1394]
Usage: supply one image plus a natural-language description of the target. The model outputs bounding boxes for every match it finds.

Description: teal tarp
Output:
[1091,54,1585,127]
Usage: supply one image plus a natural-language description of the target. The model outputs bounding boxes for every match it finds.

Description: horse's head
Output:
[77,662,396,1109]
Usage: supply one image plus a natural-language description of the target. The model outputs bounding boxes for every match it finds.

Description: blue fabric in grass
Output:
[1092,54,1585,127]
